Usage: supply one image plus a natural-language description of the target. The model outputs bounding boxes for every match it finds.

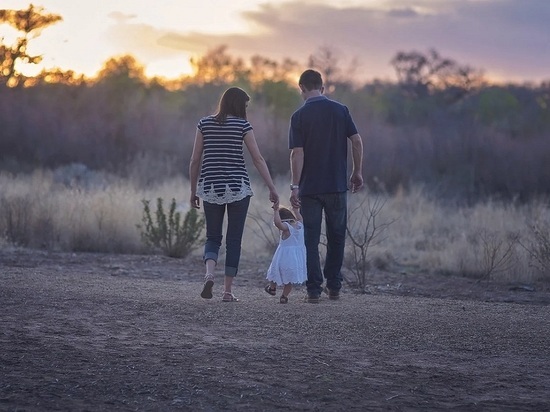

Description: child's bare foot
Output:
[282,284,292,299]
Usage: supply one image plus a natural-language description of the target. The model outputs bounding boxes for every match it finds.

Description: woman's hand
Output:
[269,188,279,209]
[190,194,200,209]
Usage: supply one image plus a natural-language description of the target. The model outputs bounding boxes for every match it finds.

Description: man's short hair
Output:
[299,69,323,91]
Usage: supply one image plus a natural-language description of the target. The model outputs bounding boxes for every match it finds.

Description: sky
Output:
[1,0,549,83]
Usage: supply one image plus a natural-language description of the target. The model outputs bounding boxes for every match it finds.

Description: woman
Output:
[189,87,279,302]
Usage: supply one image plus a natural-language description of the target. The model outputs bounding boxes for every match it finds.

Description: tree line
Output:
[1,4,550,202]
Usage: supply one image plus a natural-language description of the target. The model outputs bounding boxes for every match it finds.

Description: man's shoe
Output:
[324,287,340,300]
[304,293,320,304]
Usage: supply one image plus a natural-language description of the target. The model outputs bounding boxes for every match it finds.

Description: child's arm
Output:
[273,204,290,235]
[292,206,303,223]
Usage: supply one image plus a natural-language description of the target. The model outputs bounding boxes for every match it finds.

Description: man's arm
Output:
[290,147,304,207]
[349,134,364,193]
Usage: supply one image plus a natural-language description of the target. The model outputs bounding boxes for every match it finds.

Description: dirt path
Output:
[1,249,550,411]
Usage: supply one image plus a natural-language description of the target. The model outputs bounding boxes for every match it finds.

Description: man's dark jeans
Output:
[202,196,250,277]
[300,192,347,297]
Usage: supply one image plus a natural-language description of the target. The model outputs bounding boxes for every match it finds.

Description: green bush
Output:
[138,198,204,258]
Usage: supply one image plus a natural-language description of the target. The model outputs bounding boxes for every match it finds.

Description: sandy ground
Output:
[1,248,550,411]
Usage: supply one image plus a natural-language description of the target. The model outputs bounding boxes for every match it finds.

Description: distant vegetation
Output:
[2,5,549,202]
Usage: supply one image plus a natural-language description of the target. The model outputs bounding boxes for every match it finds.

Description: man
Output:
[289,69,364,303]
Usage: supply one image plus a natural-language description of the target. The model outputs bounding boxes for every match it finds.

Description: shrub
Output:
[138,198,204,258]
[0,196,32,246]
[472,229,519,279]
[520,221,550,278]
[345,193,395,291]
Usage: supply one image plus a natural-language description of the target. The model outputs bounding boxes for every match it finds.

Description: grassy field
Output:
[1,168,549,284]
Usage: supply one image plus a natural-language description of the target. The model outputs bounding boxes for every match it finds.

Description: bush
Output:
[344,193,395,291]
[520,221,550,278]
[0,196,32,246]
[138,198,204,258]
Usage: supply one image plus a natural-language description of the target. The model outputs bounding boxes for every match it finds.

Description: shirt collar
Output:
[305,95,328,104]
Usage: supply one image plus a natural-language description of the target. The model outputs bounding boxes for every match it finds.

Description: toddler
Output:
[264,204,306,303]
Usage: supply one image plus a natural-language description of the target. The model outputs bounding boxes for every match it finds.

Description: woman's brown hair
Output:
[214,87,250,122]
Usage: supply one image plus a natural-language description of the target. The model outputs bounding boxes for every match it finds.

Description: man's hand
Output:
[350,172,364,193]
[290,189,300,208]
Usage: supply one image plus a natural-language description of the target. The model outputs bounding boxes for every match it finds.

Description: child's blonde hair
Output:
[279,207,296,221]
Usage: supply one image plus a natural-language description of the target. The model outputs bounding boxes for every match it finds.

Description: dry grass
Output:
[1,170,548,283]
[363,186,549,282]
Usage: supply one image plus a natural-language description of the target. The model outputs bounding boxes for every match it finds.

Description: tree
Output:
[96,54,147,85]
[390,48,484,100]
[248,55,298,85]
[0,4,62,87]
[308,46,343,93]
[189,45,248,85]
[307,46,359,94]
[27,67,85,86]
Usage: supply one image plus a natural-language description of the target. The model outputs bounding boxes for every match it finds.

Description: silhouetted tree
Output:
[0,4,62,87]
[249,55,298,84]
[22,67,85,86]
[189,45,248,85]
[96,55,147,84]
[390,48,484,101]
[307,46,341,92]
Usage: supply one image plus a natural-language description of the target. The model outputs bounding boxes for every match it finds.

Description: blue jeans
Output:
[202,196,250,277]
[300,192,347,296]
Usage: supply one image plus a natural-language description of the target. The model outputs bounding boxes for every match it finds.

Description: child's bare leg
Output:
[282,283,292,297]
[280,283,293,303]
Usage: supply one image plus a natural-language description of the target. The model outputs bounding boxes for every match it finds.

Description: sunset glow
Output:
[1,0,549,83]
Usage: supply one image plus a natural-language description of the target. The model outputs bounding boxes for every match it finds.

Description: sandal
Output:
[222,292,239,302]
[264,284,277,296]
[279,295,288,304]
[200,273,214,299]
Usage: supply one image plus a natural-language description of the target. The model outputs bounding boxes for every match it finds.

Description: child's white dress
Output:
[266,221,307,286]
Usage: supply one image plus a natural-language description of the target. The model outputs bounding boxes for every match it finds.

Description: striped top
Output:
[196,115,254,204]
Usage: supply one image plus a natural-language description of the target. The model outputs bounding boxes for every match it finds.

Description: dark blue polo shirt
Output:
[289,95,358,196]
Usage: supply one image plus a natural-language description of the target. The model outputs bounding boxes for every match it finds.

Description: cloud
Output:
[107,0,550,82]
[104,21,188,61]
[108,11,137,24]
[386,7,421,18]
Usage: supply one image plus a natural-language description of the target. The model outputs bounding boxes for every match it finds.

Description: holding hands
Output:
[269,187,279,209]
[290,186,300,209]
